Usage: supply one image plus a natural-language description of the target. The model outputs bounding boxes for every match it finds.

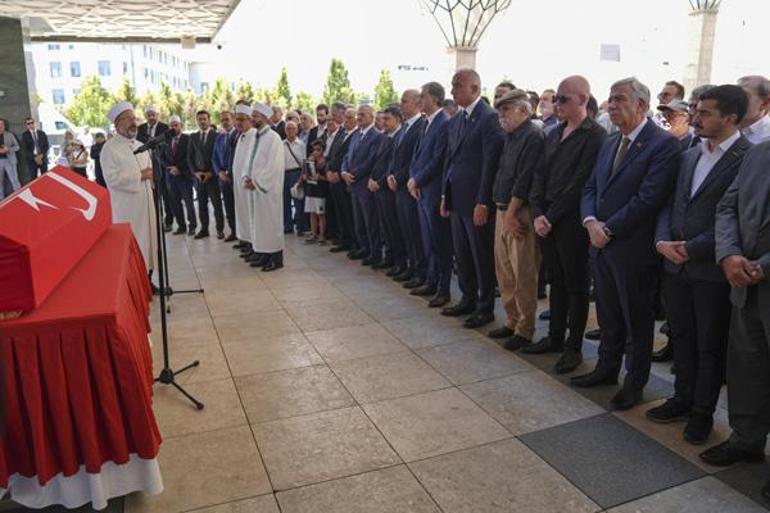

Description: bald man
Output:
[527,76,606,374]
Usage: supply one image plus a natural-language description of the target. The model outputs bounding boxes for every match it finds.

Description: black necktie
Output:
[612,137,631,176]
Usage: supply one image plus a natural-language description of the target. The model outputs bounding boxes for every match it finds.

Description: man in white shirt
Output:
[737,75,770,144]
[282,121,307,235]
[650,84,753,443]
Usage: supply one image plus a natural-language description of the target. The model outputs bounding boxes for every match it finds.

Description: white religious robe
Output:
[232,127,256,243]
[244,126,284,253]
[100,133,158,271]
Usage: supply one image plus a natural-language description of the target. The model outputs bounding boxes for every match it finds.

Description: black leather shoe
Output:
[224,233,237,242]
[428,294,450,308]
[521,336,563,355]
[411,284,437,297]
[554,349,583,374]
[330,244,350,253]
[386,265,405,277]
[163,223,173,233]
[684,414,713,445]
[503,334,530,352]
[217,231,225,240]
[538,309,551,321]
[488,326,514,339]
[646,399,691,423]
[240,251,254,259]
[393,269,413,282]
[403,277,425,289]
[441,300,476,317]
[249,255,269,267]
[372,260,392,270]
[348,249,367,260]
[187,226,196,236]
[261,261,284,272]
[362,257,379,267]
[700,441,765,467]
[570,368,619,388]
[651,341,674,363]
[194,230,209,239]
[173,227,186,235]
[611,387,643,411]
[233,241,246,249]
[584,328,602,341]
[463,311,494,329]
[761,480,770,502]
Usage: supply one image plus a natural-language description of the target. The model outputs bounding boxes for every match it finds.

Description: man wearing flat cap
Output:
[658,99,693,151]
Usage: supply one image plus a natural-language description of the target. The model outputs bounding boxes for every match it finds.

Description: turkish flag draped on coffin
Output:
[0,166,111,312]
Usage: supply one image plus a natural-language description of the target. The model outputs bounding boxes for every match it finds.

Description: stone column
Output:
[448,47,477,70]
[683,6,720,93]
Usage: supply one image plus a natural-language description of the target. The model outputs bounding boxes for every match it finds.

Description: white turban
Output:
[169,115,181,124]
[108,102,134,123]
[143,105,158,114]
[235,104,252,116]
[252,102,272,119]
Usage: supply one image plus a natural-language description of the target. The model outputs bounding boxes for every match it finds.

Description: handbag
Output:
[290,181,305,200]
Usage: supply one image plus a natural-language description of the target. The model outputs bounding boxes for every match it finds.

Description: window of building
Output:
[70,61,81,77]
[151,70,156,84]
[200,82,209,95]
[47,44,60,51]
[52,89,65,105]
[149,47,154,60]
[123,61,129,74]
[50,61,62,78]
[68,44,74,50]
[98,60,111,76]
[72,88,80,97]
[143,45,147,58]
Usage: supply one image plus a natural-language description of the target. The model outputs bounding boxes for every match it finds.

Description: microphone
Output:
[133,130,173,154]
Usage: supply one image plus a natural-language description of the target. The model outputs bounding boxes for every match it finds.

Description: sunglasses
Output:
[554,95,571,104]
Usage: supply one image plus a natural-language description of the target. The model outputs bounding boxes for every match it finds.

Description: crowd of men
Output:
[87,70,770,501]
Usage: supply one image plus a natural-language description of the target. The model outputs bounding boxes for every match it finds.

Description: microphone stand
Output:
[144,140,204,410]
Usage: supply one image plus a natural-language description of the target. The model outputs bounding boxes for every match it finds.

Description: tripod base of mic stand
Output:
[154,362,204,410]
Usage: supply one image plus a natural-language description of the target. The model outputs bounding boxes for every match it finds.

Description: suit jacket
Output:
[137,122,169,144]
[326,129,349,172]
[581,119,680,264]
[442,99,505,216]
[21,129,50,160]
[715,140,770,311]
[391,117,426,188]
[272,120,286,140]
[342,126,385,192]
[306,124,327,156]
[187,128,217,173]
[371,134,396,185]
[656,135,752,281]
[163,133,192,178]
[410,111,449,202]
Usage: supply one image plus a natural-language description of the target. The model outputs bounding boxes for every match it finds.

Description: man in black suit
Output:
[648,85,751,443]
[576,77,680,410]
[327,107,358,253]
[163,115,196,235]
[137,106,173,230]
[307,104,329,156]
[187,110,224,239]
[271,106,287,140]
[21,117,49,178]
[440,69,505,329]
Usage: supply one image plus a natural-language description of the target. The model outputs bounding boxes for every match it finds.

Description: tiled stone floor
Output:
[7,232,770,513]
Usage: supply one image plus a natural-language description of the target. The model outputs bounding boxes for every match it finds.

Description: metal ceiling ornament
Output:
[420,0,513,49]
[688,0,722,11]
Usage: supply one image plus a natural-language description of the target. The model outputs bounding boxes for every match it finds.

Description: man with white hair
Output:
[100,101,159,290]
[137,105,172,231]
[239,103,286,271]
[737,75,770,144]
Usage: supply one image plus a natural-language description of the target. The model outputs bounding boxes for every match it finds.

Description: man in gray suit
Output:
[701,140,770,501]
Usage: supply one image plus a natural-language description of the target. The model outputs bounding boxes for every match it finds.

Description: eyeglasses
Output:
[26,121,34,125]
[554,95,571,104]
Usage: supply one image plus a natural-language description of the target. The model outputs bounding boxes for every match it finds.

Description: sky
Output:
[190,0,770,101]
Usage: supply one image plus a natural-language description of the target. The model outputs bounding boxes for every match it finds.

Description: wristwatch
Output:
[602,226,613,239]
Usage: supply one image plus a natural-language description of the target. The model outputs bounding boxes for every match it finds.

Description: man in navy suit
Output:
[408,82,453,308]
[389,90,427,286]
[163,115,196,236]
[440,69,505,328]
[21,117,49,178]
[648,85,751,442]
[341,105,385,265]
[575,77,680,410]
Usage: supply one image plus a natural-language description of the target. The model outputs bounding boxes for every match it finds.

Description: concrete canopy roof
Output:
[4,0,241,43]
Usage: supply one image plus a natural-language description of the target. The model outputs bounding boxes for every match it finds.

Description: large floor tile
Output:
[221,333,323,376]
[154,377,247,439]
[214,311,300,343]
[461,371,604,435]
[236,365,355,423]
[276,466,440,513]
[252,406,399,490]
[152,341,231,385]
[329,351,451,403]
[285,299,372,332]
[205,290,282,317]
[715,461,770,510]
[382,315,485,350]
[124,426,271,513]
[305,324,407,363]
[188,495,280,513]
[410,439,599,513]
[363,388,510,462]
[417,340,531,385]
[519,414,705,508]
[607,476,767,512]
[270,284,347,304]
[353,295,431,322]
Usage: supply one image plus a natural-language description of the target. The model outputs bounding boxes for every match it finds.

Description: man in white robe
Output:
[232,104,257,256]
[100,101,160,289]
[242,103,285,271]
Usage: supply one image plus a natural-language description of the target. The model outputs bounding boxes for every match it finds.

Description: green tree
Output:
[205,78,236,125]
[373,69,398,111]
[137,89,158,121]
[113,78,138,105]
[273,67,292,108]
[322,58,356,105]
[181,89,201,129]
[158,82,182,119]
[235,80,256,103]
[65,75,112,127]
[293,91,316,113]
